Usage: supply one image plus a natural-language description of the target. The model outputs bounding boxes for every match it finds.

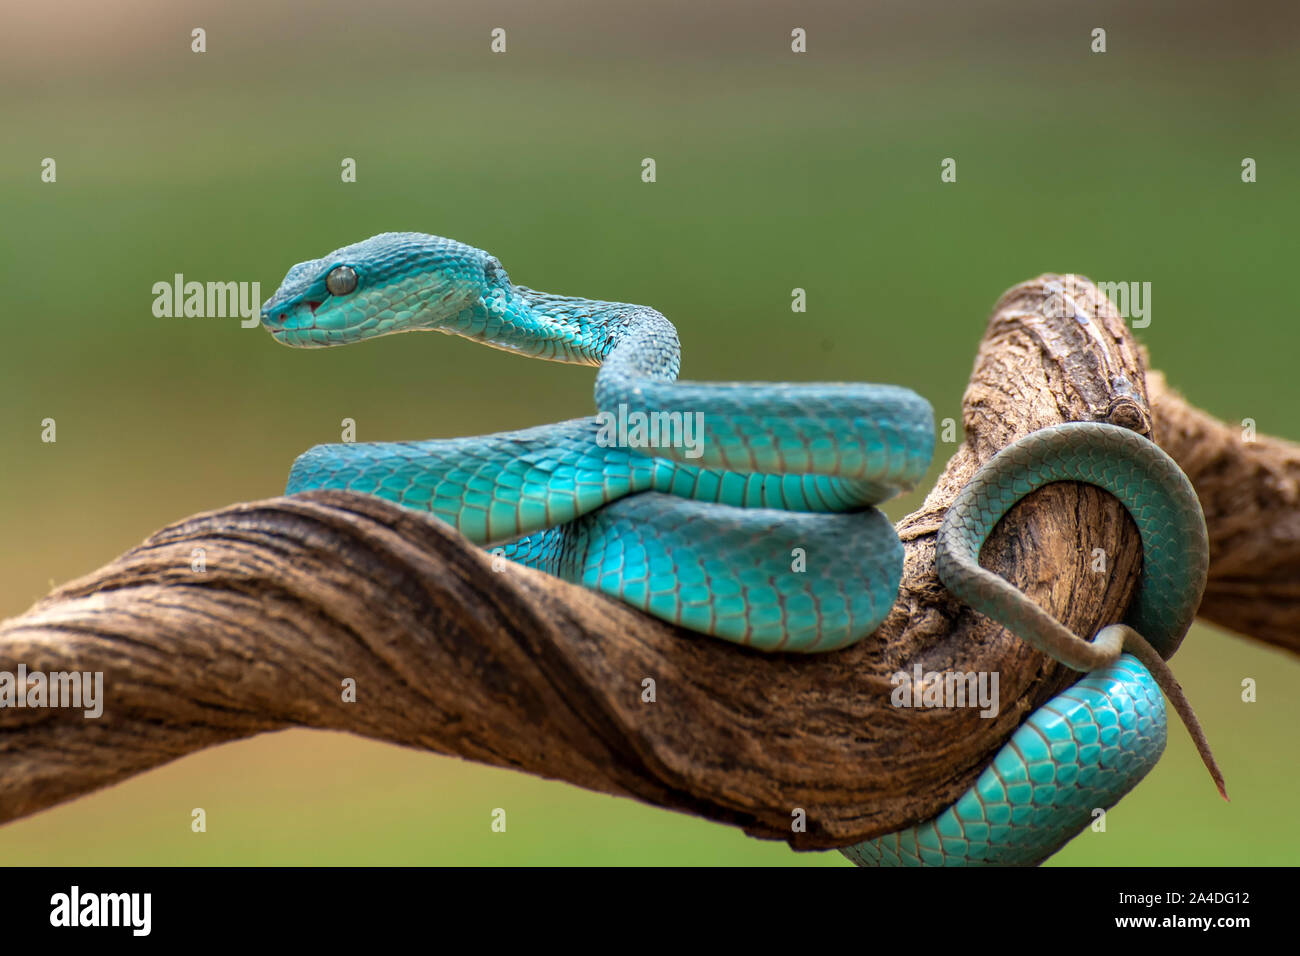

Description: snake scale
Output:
[262,232,1223,865]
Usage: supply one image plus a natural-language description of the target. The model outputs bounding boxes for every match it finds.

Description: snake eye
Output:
[325,265,358,297]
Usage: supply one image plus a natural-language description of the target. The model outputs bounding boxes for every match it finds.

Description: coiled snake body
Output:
[263,232,1222,865]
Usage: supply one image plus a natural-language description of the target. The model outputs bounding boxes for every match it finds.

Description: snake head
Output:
[261,232,507,347]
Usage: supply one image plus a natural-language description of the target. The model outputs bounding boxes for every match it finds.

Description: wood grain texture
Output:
[1,274,1294,848]
[1148,370,1300,653]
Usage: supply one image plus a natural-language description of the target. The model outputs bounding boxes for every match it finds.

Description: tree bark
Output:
[1147,371,1300,653]
[1,274,1295,848]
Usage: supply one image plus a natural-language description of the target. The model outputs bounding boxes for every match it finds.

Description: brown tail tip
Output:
[1121,629,1229,801]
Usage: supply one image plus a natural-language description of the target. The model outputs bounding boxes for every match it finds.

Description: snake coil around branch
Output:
[1,274,1296,849]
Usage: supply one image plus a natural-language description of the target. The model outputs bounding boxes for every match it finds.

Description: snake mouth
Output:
[266,326,330,348]
[262,300,323,338]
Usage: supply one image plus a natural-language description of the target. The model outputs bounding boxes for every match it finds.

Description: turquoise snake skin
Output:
[262,232,1213,866]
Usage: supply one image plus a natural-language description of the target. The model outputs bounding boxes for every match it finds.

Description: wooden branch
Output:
[1147,371,1300,653]
[1,275,1295,849]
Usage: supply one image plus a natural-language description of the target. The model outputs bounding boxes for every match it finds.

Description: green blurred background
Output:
[2,0,1298,865]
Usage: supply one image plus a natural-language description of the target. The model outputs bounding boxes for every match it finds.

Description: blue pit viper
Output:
[261,232,1225,866]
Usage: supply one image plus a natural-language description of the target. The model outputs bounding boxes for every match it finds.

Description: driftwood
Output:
[1,275,1296,849]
